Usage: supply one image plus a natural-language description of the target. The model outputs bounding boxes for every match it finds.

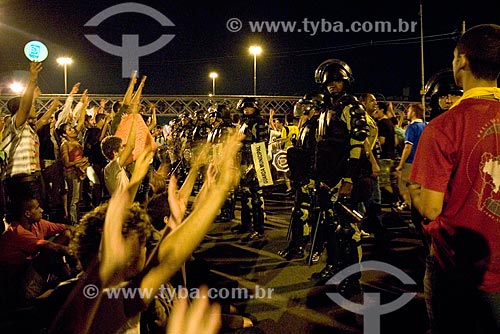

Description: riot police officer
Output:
[192,109,211,145]
[234,97,269,241]
[172,110,195,182]
[310,59,371,297]
[425,68,463,120]
[278,93,324,261]
[207,103,236,221]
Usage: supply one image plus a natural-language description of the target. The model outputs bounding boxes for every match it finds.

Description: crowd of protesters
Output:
[0,23,499,334]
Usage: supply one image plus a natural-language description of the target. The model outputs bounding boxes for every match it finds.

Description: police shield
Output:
[272,150,289,172]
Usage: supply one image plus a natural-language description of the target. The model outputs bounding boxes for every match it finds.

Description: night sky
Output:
[0,0,498,99]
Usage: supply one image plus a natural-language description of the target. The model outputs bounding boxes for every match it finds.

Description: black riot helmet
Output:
[179,110,192,121]
[425,68,463,119]
[207,104,220,118]
[299,93,326,108]
[236,97,260,114]
[314,59,355,93]
[207,103,229,119]
[295,93,326,117]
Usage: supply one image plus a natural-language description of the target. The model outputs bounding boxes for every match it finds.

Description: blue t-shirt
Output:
[404,121,426,163]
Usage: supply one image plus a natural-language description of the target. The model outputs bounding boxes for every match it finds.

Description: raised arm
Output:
[35,96,60,131]
[49,148,155,334]
[179,143,209,200]
[131,75,146,104]
[268,108,277,131]
[110,73,137,134]
[167,285,221,334]
[117,105,137,167]
[148,103,157,132]
[15,62,42,128]
[56,82,80,129]
[99,114,112,141]
[74,90,89,134]
[122,71,138,106]
[139,132,242,304]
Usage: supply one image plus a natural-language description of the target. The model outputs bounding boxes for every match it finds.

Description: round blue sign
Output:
[24,41,49,62]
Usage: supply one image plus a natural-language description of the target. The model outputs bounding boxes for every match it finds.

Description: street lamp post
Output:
[249,46,262,95]
[57,57,73,94]
[209,72,218,96]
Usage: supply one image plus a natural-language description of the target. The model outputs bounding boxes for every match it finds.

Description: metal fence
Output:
[0,94,420,123]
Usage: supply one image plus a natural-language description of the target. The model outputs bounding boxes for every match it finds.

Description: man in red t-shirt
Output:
[0,197,72,305]
[409,24,500,333]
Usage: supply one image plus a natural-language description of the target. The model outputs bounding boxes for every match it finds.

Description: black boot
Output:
[311,264,336,282]
[278,245,304,260]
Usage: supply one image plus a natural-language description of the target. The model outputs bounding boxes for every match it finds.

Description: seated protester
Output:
[145,188,254,333]
[0,197,72,308]
[47,132,242,334]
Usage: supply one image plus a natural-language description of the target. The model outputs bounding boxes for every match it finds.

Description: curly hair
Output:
[69,201,152,271]
[101,135,123,161]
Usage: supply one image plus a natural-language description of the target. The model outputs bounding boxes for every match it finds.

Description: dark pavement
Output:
[194,190,430,334]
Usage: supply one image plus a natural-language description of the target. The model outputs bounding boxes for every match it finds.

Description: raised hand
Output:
[100,99,107,109]
[190,142,210,169]
[129,145,154,198]
[29,61,43,81]
[214,130,243,189]
[131,70,138,84]
[166,285,221,334]
[80,89,89,105]
[70,82,81,96]
[167,174,187,229]
[99,186,131,287]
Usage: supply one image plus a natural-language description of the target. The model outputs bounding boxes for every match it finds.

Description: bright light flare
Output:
[249,46,262,55]
[9,82,25,94]
[56,57,73,65]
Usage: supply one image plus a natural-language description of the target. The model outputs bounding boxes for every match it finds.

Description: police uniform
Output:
[310,59,371,298]
[236,98,269,241]
[278,94,323,261]
[207,104,236,221]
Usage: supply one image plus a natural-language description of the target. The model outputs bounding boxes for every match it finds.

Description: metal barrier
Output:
[0,94,419,121]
